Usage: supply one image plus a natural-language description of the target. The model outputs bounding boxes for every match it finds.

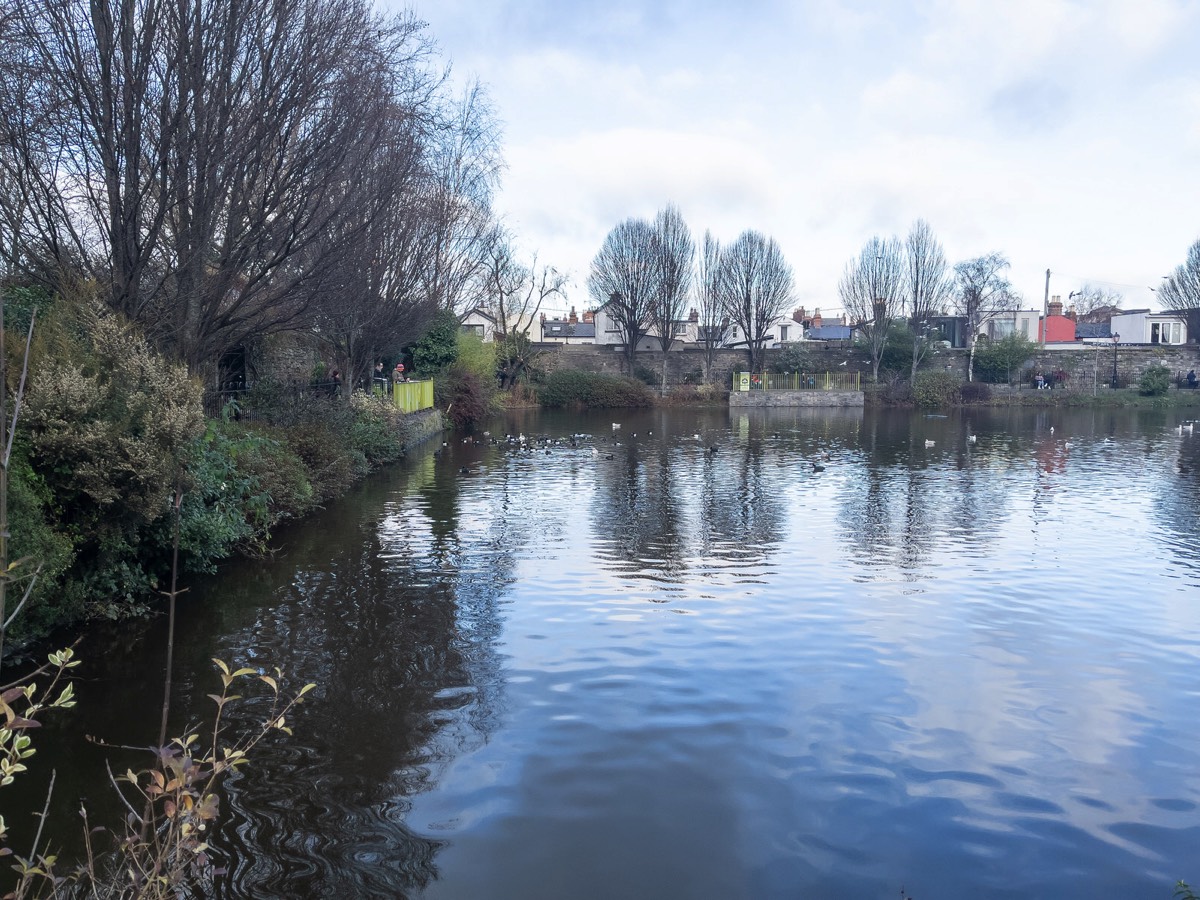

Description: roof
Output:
[542,321,596,339]
[459,307,496,324]
[807,325,854,341]
[1075,322,1111,339]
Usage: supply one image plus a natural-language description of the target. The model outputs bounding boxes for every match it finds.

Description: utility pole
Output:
[1042,268,1050,349]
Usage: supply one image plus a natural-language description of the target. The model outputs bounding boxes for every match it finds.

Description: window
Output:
[1020,320,1029,338]
[674,323,687,335]
[780,326,789,341]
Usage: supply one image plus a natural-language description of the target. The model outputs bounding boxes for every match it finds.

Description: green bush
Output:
[6,454,79,640]
[973,334,1038,384]
[771,344,811,374]
[912,371,961,408]
[347,392,407,466]
[23,298,204,613]
[156,421,316,575]
[1138,363,1171,397]
[411,308,460,376]
[537,370,655,408]
[633,364,659,386]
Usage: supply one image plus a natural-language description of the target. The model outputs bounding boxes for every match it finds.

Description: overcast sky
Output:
[395,0,1200,319]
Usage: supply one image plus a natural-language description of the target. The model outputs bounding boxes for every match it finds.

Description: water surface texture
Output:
[26,407,1200,898]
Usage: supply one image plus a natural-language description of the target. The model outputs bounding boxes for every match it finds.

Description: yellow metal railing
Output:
[732,371,861,392]
[393,378,434,413]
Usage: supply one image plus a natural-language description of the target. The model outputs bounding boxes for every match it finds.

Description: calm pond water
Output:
[16,405,1200,899]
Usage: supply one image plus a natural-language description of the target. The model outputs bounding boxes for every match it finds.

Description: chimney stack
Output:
[1048,295,1063,317]
[688,308,699,323]
[793,307,806,323]
[583,310,594,323]
[812,308,823,328]
[568,306,578,325]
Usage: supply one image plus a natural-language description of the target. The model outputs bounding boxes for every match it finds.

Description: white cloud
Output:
[399,0,1200,314]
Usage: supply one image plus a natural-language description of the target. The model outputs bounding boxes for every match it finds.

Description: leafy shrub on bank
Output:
[912,371,961,408]
[166,422,315,574]
[23,296,204,617]
[958,381,993,404]
[537,370,655,408]
[1138,364,1171,397]
[347,392,408,467]
[7,455,78,640]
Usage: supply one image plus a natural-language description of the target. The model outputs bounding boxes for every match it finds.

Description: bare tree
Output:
[0,0,471,378]
[1157,238,1200,312]
[695,229,725,382]
[314,100,442,395]
[716,230,794,374]
[904,220,953,379]
[647,204,694,392]
[953,252,1019,381]
[481,227,566,388]
[420,80,503,314]
[587,217,658,375]
[838,235,904,382]
[1068,283,1124,320]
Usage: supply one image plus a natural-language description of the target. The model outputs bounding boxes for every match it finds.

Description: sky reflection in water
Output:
[29,405,1200,900]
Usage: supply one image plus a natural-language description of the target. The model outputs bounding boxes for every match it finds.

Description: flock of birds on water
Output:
[437,418,1199,476]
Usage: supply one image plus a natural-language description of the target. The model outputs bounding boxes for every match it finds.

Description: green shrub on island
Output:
[536,370,655,408]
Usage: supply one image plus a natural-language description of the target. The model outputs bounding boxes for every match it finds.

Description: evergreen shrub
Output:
[537,370,654,408]
[912,371,961,408]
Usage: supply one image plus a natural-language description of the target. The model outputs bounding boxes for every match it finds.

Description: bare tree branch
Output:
[904,219,953,379]
[953,251,1019,381]
[648,204,694,391]
[587,217,658,375]
[717,230,794,374]
[839,235,904,382]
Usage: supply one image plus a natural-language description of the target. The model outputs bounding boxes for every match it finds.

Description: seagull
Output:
[1184,422,1195,434]
[924,439,935,448]
[967,434,977,443]
[612,423,621,430]
[1050,426,1055,434]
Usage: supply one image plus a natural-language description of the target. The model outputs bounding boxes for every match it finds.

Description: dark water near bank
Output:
[14,406,1200,898]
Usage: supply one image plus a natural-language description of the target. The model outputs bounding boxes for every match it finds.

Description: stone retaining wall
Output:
[399,408,444,450]
[729,390,865,408]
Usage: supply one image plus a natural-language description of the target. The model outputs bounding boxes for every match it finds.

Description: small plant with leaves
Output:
[75,660,316,898]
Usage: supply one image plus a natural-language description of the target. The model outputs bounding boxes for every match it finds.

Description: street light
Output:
[1111,332,1120,389]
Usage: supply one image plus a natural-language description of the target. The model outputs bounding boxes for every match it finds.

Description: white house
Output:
[459,308,499,342]
[1110,309,1188,345]
[592,302,803,351]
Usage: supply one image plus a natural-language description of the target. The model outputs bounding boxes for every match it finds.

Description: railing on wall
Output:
[732,371,862,392]
[393,378,434,413]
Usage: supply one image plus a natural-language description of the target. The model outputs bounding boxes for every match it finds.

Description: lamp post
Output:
[1110,333,1120,389]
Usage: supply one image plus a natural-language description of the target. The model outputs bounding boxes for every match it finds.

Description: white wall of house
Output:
[459,309,497,342]
[1111,311,1188,345]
